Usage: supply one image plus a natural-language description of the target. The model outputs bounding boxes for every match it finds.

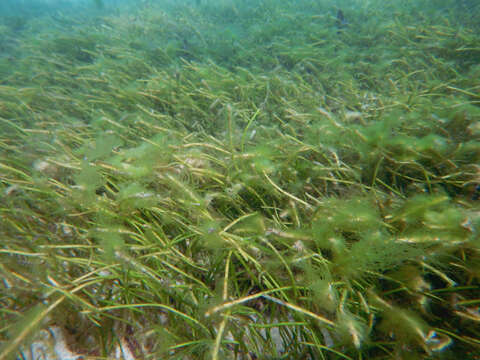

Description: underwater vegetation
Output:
[0,0,479,359]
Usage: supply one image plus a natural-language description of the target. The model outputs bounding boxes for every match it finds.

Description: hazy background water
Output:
[2,0,479,17]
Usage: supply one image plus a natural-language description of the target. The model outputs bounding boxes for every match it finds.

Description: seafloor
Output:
[0,0,479,359]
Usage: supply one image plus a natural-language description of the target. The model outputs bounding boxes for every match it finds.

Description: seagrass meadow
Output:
[0,0,479,359]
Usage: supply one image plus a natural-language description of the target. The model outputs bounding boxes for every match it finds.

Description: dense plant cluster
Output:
[0,0,479,359]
